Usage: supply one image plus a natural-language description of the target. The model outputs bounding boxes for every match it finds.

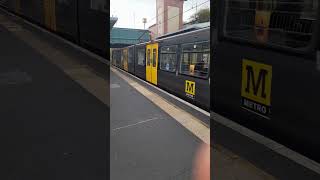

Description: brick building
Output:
[149,0,185,39]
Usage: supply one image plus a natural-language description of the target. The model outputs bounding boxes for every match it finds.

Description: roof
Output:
[148,24,156,28]
[110,17,118,30]
[110,27,150,46]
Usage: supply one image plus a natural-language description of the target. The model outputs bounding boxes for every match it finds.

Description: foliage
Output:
[189,8,210,24]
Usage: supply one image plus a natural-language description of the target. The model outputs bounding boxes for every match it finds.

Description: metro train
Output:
[111,27,210,110]
[0,0,108,57]
[212,0,320,162]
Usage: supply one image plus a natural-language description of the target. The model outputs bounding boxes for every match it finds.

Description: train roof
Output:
[155,27,209,42]
[156,22,210,40]
[133,27,210,47]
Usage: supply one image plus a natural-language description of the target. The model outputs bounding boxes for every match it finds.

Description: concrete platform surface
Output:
[0,10,109,180]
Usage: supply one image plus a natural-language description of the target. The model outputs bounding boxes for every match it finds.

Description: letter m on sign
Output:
[185,80,195,96]
[241,59,272,106]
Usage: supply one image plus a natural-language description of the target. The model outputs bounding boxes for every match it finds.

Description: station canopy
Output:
[110,27,150,48]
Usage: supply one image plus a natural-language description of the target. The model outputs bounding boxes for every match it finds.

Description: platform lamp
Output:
[143,18,147,29]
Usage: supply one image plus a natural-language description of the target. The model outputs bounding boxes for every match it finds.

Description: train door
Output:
[151,43,158,85]
[123,49,128,71]
[44,0,56,31]
[120,50,124,68]
[146,44,152,82]
[146,43,158,85]
[128,47,134,74]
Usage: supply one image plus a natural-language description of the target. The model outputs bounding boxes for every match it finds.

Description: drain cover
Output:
[0,70,32,86]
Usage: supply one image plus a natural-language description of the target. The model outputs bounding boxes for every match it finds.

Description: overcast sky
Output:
[110,0,210,29]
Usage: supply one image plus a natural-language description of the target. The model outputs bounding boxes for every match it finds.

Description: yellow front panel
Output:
[146,45,152,82]
[151,43,158,85]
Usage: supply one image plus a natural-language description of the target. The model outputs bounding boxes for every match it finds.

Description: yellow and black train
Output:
[0,0,108,57]
[212,0,320,161]
[112,27,210,110]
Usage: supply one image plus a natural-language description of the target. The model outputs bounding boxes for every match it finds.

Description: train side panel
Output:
[213,40,320,160]
[0,0,15,11]
[158,70,210,110]
[157,29,210,110]
[20,0,44,25]
[78,0,107,56]
[212,0,320,161]
[55,0,78,43]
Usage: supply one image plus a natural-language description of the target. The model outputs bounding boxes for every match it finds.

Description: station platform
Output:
[110,67,204,179]
[0,10,108,180]
[110,67,280,180]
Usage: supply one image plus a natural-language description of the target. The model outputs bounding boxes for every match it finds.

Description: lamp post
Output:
[142,18,147,29]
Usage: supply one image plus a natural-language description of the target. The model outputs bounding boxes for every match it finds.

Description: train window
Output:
[91,0,107,13]
[147,49,151,66]
[152,49,157,67]
[160,46,177,72]
[137,48,145,66]
[223,0,318,49]
[180,42,210,78]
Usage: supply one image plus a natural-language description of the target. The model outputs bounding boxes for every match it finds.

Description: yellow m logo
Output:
[185,80,195,96]
[241,59,272,106]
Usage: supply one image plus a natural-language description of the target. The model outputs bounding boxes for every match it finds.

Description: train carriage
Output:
[0,0,108,57]
[113,27,210,110]
[156,28,210,110]
[212,0,320,161]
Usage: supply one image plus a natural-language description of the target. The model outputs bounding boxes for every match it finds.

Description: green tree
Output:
[189,8,210,24]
